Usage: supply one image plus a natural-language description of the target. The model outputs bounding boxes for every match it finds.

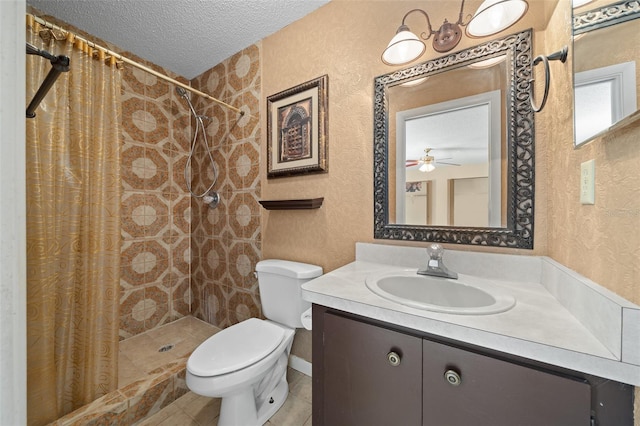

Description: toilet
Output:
[186,259,322,426]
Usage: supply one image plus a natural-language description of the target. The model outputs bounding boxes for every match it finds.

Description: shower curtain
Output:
[25,16,122,426]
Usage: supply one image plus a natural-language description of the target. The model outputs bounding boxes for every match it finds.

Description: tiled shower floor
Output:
[123,317,312,426]
[119,316,219,388]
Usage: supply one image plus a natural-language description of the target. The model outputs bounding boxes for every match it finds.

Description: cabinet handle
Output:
[444,369,462,386]
[387,351,401,367]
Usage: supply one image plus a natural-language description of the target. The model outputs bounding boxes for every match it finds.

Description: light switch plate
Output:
[580,159,595,205]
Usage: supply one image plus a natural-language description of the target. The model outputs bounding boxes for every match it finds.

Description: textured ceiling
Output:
[27,0,330,79]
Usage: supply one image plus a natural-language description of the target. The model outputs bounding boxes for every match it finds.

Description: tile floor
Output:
[137,368,312,426]
[120,316,313,426]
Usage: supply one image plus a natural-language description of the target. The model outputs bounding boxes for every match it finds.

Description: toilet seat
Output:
[187,318,285,377]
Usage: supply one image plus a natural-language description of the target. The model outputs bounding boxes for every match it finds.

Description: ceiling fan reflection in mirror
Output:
[405,148,461,172]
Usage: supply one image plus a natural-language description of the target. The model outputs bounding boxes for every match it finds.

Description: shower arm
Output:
[26,43,70,118]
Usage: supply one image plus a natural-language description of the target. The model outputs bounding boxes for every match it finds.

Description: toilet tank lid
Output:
[256,259,323,279]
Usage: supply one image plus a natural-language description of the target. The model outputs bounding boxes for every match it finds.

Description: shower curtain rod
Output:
[28,13,245,116]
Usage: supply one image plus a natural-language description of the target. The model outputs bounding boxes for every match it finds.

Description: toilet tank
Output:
[256,259,322,328]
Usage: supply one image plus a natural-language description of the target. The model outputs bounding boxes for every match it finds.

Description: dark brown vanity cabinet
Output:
[421,339,590,425]
[313,305,632,426]
[321,309,423,425]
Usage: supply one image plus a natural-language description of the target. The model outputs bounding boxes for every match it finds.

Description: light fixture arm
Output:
[401,9,436,41]
[401,0,469,39]
[456,0,468,26]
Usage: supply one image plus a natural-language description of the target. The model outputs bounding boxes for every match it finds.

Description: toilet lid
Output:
[187,318,285,377]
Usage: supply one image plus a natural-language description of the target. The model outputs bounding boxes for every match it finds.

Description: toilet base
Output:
[257,378,288,425]
[217,377,288,426]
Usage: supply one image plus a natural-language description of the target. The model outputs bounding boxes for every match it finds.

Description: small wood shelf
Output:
[259,197,324,210]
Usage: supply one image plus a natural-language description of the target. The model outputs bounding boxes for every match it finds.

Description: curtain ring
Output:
[530,54,550,113]
[529,46,568,113]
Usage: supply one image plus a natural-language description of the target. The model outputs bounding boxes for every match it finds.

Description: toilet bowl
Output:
[186,259,322,426]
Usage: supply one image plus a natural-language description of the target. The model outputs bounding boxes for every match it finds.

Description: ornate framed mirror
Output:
[373,29,534,249]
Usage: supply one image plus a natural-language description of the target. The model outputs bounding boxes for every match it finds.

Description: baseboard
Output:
[288,355,312,377]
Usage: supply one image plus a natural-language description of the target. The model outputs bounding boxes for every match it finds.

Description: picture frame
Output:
[266,75,328,178]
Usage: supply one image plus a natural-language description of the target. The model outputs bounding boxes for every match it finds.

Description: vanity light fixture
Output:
[381,0,528,66]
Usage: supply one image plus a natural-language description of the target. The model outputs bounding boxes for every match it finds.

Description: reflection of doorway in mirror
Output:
[450,177,490,227]
[405,181,431,225]
[574,61,637,145]
[574,61,636,145]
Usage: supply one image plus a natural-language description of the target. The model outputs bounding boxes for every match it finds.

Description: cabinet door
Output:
[323,312,422,426]
[422,339,591,426]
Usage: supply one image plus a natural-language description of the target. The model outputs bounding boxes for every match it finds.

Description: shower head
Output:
[176,86,200,118]
[176,86,189,99]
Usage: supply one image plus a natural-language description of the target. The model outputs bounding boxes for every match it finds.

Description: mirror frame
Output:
[573,0,640,35]
[373,29,535,249]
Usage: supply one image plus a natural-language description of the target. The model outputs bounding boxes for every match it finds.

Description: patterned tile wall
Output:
[119,58,193,339]
[189,43,262,328]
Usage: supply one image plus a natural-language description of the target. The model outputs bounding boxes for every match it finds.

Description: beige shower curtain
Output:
[25,16,122,426]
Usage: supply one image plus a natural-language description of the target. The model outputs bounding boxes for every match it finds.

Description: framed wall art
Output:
[266,75,328,178]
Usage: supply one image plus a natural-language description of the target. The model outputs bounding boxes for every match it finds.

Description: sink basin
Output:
[365,271,515,315]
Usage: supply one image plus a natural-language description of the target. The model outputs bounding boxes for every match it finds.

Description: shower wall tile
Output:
[171,114,191,153]
[239,90,261,140]
[144,290,170,330]
[121,96,148,143]
[171,195,191,235]
[171,237,191,276]
[228,44,260,94]
[198,61,228,103]
[121,287,145,316]
[142,148,170,192]
[144,74,171,102]
[190,42,262,329]
[172,278,191,320]
[121,145,148,191]
[123,65,147,97]
[227,288,262,326]
[120,58,192,340]
[121,313,146,339]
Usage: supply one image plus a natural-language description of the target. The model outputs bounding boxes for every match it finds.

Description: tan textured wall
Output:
[546,1,640,305]
[544,1,640,420]
[261,0,553,274]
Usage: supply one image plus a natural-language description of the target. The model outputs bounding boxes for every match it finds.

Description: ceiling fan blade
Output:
[436,161,461,166]
[405,160,419,167]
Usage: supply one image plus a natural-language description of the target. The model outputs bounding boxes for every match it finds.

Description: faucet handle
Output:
[426,243,444,260]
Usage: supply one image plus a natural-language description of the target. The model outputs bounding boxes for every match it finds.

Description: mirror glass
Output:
[374,30,535,249]
[573,1,640,146]
[389,57,507,228]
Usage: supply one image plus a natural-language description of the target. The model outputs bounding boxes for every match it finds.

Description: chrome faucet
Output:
[417,244,458,279]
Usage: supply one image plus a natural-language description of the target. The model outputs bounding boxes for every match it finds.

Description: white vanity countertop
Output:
[302,245,640,386]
